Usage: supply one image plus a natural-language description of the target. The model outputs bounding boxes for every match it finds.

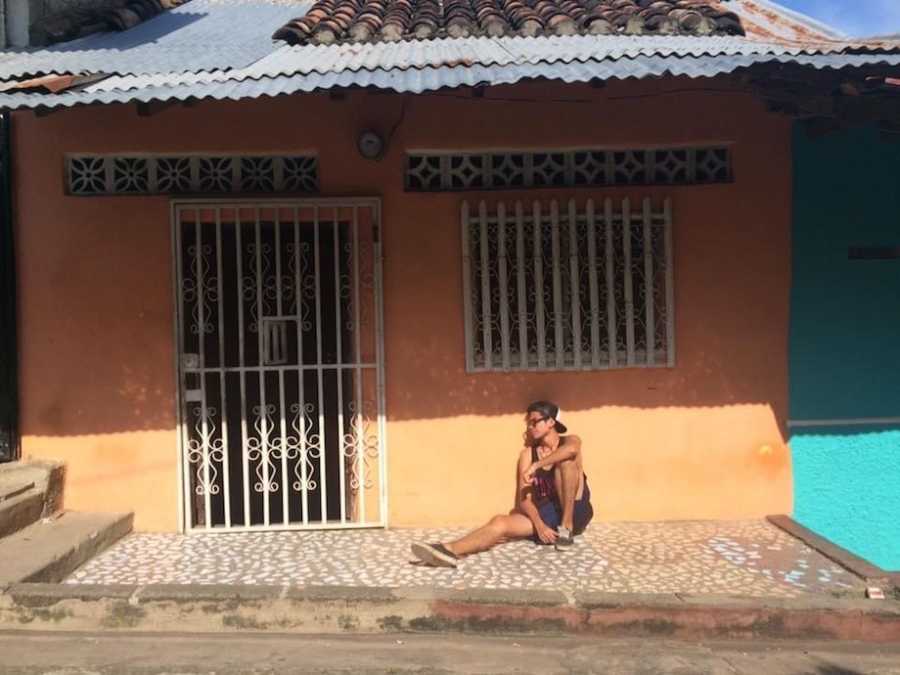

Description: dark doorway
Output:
[0,113,18,463]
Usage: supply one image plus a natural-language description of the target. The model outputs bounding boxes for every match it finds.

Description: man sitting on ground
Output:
[410,400,594,568]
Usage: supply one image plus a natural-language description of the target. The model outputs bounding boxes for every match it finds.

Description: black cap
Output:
[526,400,568,434]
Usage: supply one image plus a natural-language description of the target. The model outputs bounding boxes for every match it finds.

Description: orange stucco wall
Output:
[13,78,794,531]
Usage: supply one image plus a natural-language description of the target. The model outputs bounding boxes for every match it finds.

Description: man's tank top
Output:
[531,445,558,504]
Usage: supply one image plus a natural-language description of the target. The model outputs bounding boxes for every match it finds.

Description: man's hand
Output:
[534,521,558,544]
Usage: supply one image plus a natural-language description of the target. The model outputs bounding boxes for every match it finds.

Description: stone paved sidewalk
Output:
[65,520,865,599]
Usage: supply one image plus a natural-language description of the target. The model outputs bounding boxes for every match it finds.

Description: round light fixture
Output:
[357,130,385,160]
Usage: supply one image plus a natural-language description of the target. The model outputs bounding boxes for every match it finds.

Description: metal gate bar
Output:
[313,208,327,524]
[215,211,233,527]
[333,210,345,524]
[173,199,385,532]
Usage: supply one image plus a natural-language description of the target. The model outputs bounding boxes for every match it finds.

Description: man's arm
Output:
[516,449,557,544]
[523,436,582,485]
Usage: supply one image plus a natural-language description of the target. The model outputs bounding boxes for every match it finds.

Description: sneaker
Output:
[555,527,575,551]
[410,542,459,568]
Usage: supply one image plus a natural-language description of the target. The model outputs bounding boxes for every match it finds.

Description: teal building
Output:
[789,125,900,571]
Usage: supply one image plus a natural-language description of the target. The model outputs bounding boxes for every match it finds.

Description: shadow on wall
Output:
[27,362,175,436]
[385,315,790,436]
[791,425,900,572]
[22,351,791,439]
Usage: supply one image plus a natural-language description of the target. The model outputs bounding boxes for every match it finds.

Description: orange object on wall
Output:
[12,78,793,531]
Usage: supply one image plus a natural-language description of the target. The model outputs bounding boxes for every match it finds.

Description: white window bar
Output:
[372,203,388,526]
[622,198,636,367]
[478,201,492,370]
[194,209,212,530]
[550,200,564,369]
[236,211,251,527]
[254,211,270,527]
[567,199,582,369]
[532,201,546,369]
[313,207,328,524]
[333,210,347,524]
[664,198,676,368]
[460,202,474,373]
[586,199,601,368]
[215,211,232,528]
[462,197,674,373]
[642,198,656,366]
[514,201,528,369]
[352,206,366,524]
[274,211,290,526]
[497,202,511,370]
[604,198,617,368]
[292,208,309,525]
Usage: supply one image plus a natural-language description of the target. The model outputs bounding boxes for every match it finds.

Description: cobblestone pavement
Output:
[65,520,865,598]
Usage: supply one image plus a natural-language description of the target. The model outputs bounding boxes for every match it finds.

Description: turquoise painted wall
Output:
[789,126,900,571]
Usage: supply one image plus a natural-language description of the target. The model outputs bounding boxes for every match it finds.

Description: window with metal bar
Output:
[461,198,674,372]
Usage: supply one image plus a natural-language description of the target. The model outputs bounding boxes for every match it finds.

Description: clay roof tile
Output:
[274,0,746,45]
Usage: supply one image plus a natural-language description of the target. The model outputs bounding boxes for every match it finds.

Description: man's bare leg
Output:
[554,456,583,532]
[443,512,535,557]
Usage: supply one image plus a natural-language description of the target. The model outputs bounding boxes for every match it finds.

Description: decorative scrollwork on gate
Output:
[186,406,225,496]
[356,238,376,331]
[289,402,322,492]
[182,243,218,335]
[341,239,355,334]
[285,241,300,317]
[246,403,279,493]
[341,400,379,491]
[243,242,273,334]
[247,402,324,495]
[300,242,317,332]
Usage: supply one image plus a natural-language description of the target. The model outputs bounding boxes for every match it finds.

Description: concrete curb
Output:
[1,583,898,641]
[767,515,900,591]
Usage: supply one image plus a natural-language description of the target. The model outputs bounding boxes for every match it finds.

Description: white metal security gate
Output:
[174,199,386,532]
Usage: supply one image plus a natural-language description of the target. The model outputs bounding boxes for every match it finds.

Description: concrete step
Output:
[0,478,35,502]
[0,463,43,501]
[0,511,133,586]
[0,461,66,539]
[0,486,46,540]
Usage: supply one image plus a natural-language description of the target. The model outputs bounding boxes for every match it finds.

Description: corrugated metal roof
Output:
[238,35,900,80]
[0,0,893,81]
[0,0,310,79]
[7,33,896,84]
[2,52,898,108]
[0,0,897,110]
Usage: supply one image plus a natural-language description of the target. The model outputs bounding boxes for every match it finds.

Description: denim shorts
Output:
[533,480,594,543]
